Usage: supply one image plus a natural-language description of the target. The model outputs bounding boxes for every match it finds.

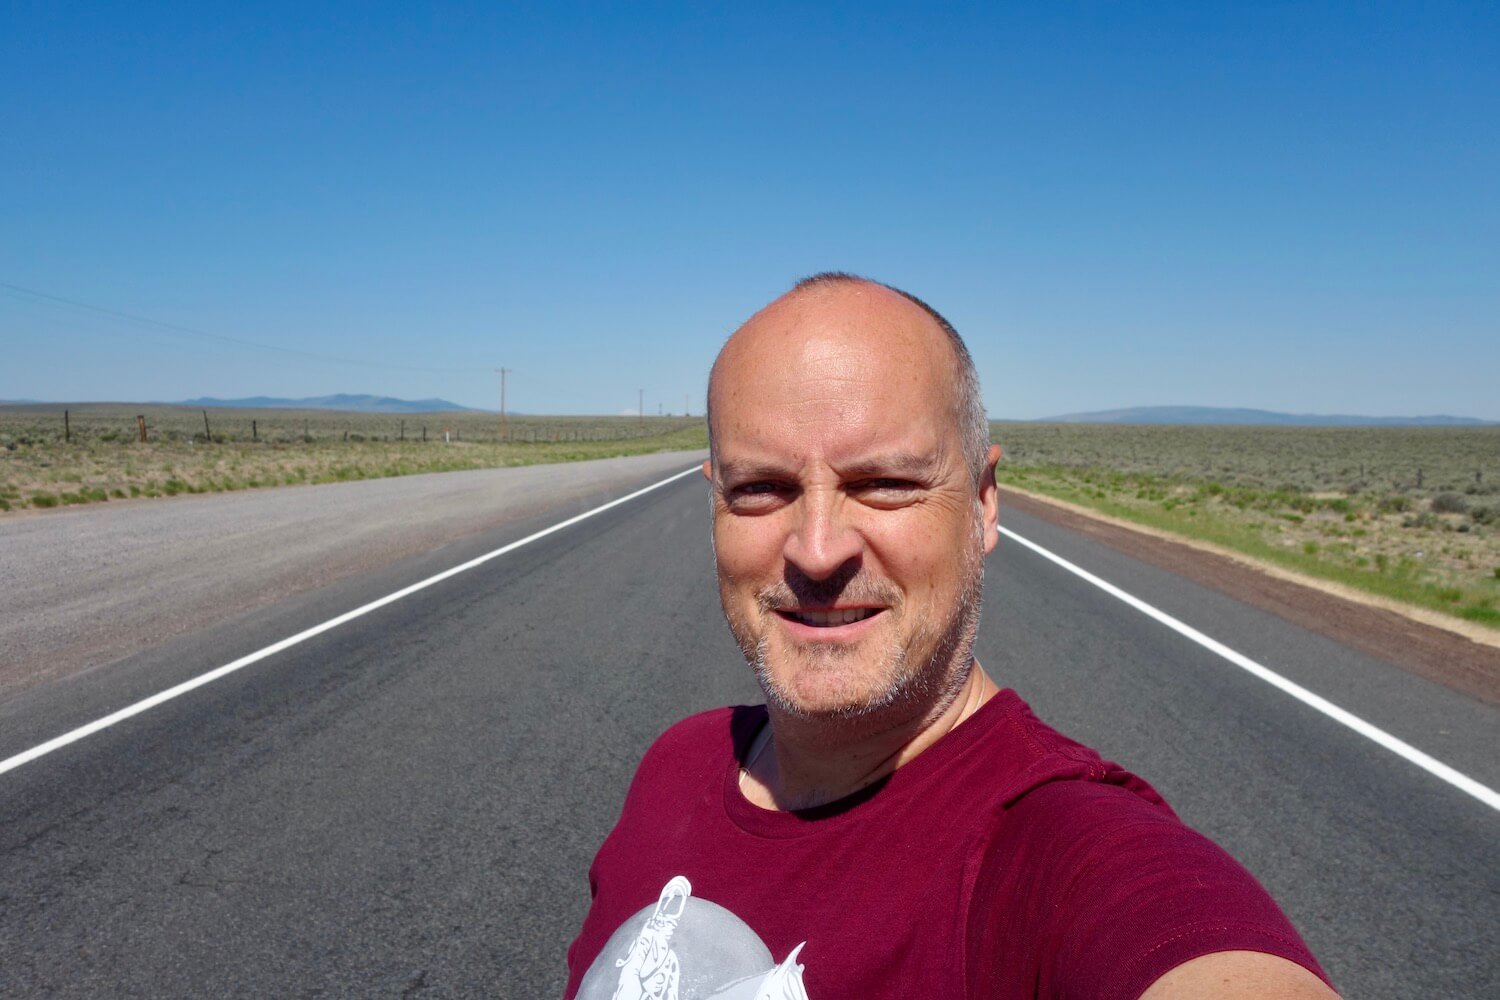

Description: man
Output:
[566,274,1337,999]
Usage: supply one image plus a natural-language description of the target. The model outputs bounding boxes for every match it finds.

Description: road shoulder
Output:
[996,485,1500,707]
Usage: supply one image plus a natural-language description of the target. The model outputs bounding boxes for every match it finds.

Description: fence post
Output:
[202,409,212,443]
[137,415,147,443]
[64,409,70,443]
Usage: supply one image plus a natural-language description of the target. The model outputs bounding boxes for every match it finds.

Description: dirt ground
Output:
[997,485,1500,708]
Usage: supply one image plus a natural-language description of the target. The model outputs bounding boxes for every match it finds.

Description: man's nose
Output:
[782,490,863,580]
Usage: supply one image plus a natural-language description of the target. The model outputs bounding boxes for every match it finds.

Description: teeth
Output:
[791,608,878,627]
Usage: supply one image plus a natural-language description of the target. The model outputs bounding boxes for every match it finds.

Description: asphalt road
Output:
[0,450,709,698]
[2,464,1496,997]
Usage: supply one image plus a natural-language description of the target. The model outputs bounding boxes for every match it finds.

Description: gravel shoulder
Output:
[998,485,1500,707]
[0,450,706,702]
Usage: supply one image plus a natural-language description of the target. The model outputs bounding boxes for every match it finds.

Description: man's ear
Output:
[980,444,1001,553]
[701,459,713,481]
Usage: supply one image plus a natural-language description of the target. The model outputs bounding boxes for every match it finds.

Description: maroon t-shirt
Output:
[566,690,1329,999]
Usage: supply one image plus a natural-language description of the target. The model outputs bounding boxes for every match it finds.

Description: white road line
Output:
[0,465,705,778]
[1000,526,1500,813]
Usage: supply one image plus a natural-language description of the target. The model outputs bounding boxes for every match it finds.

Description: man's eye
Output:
[725,481,790,509]
[854,479,922,505]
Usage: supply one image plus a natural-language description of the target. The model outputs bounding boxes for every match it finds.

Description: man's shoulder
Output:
[643,703,760,759]
[970,744,1328,997]
[961,690,1173,815]
[623,704,763,796]
[1002,772,1179,843]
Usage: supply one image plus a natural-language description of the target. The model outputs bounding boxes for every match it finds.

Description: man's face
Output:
[706,284,1000,721]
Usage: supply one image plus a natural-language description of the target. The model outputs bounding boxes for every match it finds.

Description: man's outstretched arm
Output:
[1141,951,1339,999]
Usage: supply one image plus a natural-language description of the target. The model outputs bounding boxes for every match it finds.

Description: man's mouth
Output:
[776,607,883,628]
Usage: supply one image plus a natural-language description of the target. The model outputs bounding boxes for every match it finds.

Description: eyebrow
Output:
[716,451,941,483]
[715,459,792,483]
[837,451,942,480]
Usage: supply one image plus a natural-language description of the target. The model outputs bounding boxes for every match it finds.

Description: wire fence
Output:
[0,404,703,448]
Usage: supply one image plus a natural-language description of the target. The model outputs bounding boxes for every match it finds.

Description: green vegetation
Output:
[0,404,707,513]
[991,423,1500,630]
[10,406,1494,630]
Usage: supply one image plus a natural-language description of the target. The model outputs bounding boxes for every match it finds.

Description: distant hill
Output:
[1036,406,1493,427]
[176,394,475,414]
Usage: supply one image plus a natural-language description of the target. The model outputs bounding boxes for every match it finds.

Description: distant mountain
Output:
[176,394,475,414]
[1036,406,1493,427]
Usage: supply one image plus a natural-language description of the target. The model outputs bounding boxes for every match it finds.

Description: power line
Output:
[0,281,489,374]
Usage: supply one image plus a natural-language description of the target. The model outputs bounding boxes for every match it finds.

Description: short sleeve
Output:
[965,781,1330,1000]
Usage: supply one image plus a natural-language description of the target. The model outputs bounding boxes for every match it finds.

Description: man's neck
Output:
[740,661,1000,811]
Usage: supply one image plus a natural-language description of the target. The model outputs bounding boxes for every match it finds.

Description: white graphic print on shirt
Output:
[577,876,810,1000]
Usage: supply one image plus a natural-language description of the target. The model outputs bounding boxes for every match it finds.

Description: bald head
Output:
[708,274,989,486]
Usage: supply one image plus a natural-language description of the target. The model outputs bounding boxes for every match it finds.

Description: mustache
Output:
[756,565,902,611]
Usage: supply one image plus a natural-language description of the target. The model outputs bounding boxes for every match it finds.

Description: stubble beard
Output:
[724,518,987,724]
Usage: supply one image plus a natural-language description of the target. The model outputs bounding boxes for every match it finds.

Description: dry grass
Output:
[0,404,706,510]
[991,423,1500,629]
[9,406,1495,629]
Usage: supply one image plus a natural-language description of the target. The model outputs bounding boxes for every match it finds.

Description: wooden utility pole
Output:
[497,368,510,441]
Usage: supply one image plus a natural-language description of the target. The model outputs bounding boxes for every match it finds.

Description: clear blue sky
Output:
[3,2,1496,419]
